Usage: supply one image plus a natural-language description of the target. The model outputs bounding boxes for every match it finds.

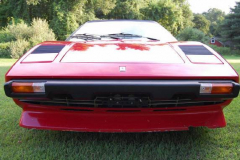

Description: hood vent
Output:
[22,45,65,63]
[32,45,65,54]
[179,45,213,55]
[178,45,223,64]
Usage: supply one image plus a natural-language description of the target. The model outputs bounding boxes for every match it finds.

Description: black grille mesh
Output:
[20,98,224,109]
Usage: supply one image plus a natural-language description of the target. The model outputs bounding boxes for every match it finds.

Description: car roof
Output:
[86,20,157,23]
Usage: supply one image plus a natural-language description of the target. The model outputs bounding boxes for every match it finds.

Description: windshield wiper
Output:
[143,37,160,41]
[70,33,120,41]
[70,34,101,41]
[101,33,141,39]
[101,33,160,41]
[70,33,160,41]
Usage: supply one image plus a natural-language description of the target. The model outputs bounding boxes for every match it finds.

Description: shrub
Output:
[6,22,31,40]
[29,18,56,45]
[177,27,209,44]
[209,45,240,55]
[9,39,30,59]
[0,30,15,43]
[0,18,56,58]
[0,42,11,58]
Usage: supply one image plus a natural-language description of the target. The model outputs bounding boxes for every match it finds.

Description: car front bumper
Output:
[4,80,240,99]
[19,101,228,132]
[5,79,239,132]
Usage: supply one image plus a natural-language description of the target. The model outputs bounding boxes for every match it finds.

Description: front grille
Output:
[19,96,225,108]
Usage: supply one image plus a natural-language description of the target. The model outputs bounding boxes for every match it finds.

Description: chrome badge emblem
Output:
[119,66,126,72]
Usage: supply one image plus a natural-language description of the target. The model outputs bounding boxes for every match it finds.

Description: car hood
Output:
[5,41,239,82]
[61,43,184,63]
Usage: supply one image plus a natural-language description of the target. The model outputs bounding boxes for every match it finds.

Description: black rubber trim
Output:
[4,80,240,99]
[179,45,213,55]
[61,109,93,112]
[153,109,186,112]
[31,45,65,54]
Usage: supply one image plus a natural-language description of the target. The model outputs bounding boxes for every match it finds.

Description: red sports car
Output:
[4,20,239,132]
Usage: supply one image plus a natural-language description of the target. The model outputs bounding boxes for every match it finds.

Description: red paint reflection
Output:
[72,43,94,51]
[116,43,150,51]
[71,43,150,52]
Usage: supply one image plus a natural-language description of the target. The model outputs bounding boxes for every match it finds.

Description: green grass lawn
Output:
[0,57,240,160]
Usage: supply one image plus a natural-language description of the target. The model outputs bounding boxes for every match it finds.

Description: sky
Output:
[188,0,239,14]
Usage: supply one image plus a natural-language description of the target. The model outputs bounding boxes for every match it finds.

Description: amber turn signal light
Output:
[12,82,45,93]
[200,83,233,94]
[211,83,233,94]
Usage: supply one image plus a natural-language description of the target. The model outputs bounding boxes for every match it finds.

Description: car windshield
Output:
[67,21,177,42]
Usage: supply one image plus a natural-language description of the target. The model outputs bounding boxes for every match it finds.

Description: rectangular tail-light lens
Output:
[200,83,233,94]
[12,82,45,93]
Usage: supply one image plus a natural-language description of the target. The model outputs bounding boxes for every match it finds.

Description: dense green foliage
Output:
[192,14,210,35]
[0,18,55,58]
[177,27,209,43]
[210,45,240,55]
[203,8,225,36]
[220,2,240,49]
[1,0,240,57]
[0,42,10,57]
[0,0,193,40]
[141,0,193,35]
[176,3,240,54]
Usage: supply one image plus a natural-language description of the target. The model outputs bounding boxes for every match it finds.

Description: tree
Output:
[1,18,55,58]
[203,8,225,22]
[142,0,193,35]
[176,27,209,43]
[203,8,225,36]
[192,14,210,35]
[221,2,240,48]
[107,0,144,19]
[173,0,194,29]
[0,0,30,26]
[0,0,194,39]
[93,0,116,18]
[0,0,95,39]
[50,0,83,40]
